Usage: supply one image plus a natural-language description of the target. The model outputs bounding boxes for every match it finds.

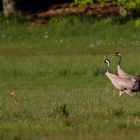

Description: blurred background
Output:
[0,1,140,140]
[0,0,140,18]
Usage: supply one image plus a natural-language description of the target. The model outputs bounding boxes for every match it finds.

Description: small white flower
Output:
[44,35,49,39]
[59,40,63,43]
[90,44,94,47]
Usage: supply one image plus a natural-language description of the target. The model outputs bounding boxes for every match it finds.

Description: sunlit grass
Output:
[0,16,140,139]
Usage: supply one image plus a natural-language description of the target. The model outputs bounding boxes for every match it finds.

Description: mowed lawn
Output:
[0,17,140,139]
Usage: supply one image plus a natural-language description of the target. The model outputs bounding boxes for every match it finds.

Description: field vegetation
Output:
[0,15,140,139]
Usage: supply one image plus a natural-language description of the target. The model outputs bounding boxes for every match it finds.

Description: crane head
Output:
[115,51,121,57]
[104,58,110,66]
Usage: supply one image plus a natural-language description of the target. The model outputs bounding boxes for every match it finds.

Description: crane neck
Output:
[105,63,110,73]
[118,56,122,66]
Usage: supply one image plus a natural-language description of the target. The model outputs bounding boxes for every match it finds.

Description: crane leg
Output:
[124,90,133,96]
[119,90,124,96]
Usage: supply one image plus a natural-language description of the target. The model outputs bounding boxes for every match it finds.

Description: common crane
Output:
[104,58,139,96]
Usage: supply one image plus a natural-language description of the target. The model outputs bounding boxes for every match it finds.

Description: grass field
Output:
[0,16,140,139]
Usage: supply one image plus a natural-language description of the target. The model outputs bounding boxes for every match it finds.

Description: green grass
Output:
[0,16,140,139]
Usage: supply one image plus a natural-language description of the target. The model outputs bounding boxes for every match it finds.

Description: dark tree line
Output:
[1,0,140,18]
[0,0,73,17]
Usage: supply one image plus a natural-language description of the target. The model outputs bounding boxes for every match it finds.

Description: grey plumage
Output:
[115,51,140,79]
[104,58,138,96]
[131,78,140,92]
[115,51,140,92]
[115,51,135,78]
